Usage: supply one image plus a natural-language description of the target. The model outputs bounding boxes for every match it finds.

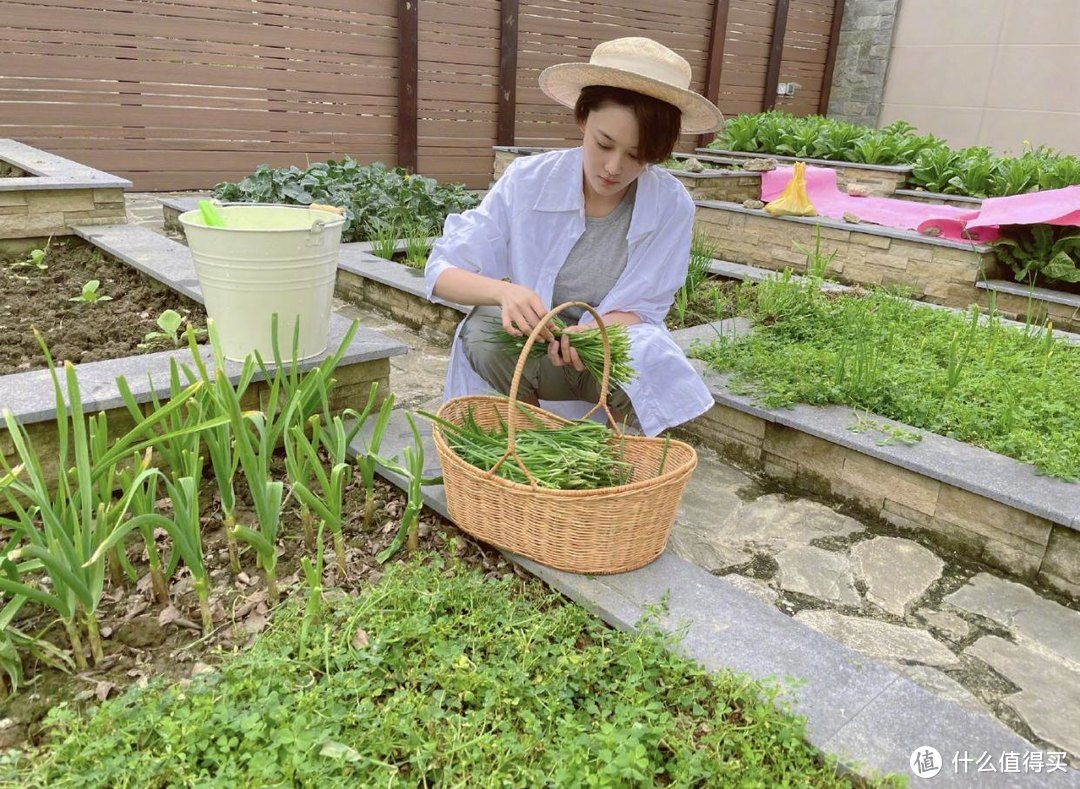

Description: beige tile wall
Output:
[878,0,1080,156]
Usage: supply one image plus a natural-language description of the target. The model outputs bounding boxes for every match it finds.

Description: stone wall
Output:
[669,172,761,204]
[0,188,127,240]
[681,404,1077,599]
[826,0,900,128]
[694,205,1002,307]
[336,269,462,345]
[978,289,1080,335]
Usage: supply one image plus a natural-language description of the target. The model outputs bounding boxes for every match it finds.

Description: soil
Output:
[0,454,519,753]
[0,238,208,376]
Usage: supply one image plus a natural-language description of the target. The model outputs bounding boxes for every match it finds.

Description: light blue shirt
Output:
[425,147,714,436]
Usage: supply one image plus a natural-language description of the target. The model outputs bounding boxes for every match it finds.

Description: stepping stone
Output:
[777,546,860,605]
[795,610,960,668]
[667,526,750,574]
[852,537,944,616]
[915,609,971,645]
[726,494,865,551]
[945,573,1080,666]
[967,636,1080,758]
[668,455,754,572]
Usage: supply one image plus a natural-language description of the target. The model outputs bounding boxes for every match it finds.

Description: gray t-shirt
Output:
[551,182,636,323]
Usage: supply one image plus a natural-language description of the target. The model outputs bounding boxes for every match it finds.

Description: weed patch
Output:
[3,559,893,787]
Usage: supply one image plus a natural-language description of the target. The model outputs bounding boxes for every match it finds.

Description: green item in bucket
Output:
[198,200,226,227]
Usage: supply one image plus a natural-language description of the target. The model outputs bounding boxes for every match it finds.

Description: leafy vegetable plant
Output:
[211,157,478,243]
[69,280,111,304]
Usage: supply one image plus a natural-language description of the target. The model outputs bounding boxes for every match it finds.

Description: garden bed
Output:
[693,200,1005,310]
[1,467,497,754]
[0,237,208,375]
[0,139,129,252]
[1,224,407,500]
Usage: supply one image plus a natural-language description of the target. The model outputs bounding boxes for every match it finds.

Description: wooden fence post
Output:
[497,0,520,146]
[762,0,791,112]
[699,0,731,148]
[398,0,419,172]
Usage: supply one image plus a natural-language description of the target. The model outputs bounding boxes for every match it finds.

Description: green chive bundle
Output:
[485,317,636,390]
[423,405,633,490]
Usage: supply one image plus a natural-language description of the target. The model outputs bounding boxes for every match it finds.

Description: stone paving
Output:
[122,191,1080,769]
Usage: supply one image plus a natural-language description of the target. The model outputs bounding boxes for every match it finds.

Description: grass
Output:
[692,274,1080,480]
[1,557,894,787]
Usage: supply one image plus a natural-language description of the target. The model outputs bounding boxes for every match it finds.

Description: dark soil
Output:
[0,238,208,375]
[0,453,518,753]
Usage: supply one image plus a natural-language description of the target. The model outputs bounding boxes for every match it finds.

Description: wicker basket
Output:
[432,301,697,574]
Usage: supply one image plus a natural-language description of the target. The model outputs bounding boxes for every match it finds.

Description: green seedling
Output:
[139,309,206,349]
[69,279,112,304]
[14,237,51,271]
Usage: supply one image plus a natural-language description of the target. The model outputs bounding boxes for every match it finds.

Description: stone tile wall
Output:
[680,405,1078,600]
[826,0,901,128]
[694,205,1001,307]
[0,187,127,240]
[336,270,462,345]
[670,172,760,203]
[977,290,1080,335]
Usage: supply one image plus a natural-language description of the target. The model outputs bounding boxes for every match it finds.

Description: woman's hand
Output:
[498,282,554,341]
[547,324,586,372]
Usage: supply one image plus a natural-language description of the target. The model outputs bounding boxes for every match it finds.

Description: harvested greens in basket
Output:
[422,405,633,490]
[485,316,636,389]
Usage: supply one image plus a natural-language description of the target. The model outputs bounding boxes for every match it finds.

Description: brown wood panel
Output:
[1,6,398,56]
[0,0,838,189]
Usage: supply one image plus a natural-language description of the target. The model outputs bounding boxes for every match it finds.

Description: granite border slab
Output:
[693,147,914,175]
[0,138,131,191]
[355,410,1076,788]
[0,318,404,426]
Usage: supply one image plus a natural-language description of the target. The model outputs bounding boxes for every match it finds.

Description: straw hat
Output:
[539,37,724,134]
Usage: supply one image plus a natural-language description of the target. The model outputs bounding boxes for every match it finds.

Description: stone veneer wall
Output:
[336,269,462,345]
[681,403,1078,599]
[694,205,1001,307]
[669,172,760,203]
[826,0,901,128]
[978,290,1080,335]
[0,357,391,511]
[0,188,127,240]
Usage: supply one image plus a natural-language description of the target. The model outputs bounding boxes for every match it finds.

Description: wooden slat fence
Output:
[0,0,842,190]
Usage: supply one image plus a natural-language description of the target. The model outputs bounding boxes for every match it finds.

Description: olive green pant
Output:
[458,306,635,423]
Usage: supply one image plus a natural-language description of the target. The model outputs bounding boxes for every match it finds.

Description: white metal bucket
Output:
[178,204,346,362]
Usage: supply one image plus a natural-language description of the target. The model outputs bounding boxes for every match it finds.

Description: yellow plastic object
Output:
[764,161,817,217]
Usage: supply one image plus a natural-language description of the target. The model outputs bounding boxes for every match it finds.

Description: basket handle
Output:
[485,301,618,488]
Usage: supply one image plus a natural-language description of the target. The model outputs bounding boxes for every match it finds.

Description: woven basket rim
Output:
[432,395,697,497]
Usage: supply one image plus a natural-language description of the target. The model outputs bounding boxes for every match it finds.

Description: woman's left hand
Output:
[547,324,587,372]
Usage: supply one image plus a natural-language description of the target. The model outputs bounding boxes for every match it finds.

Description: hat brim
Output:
[539,63,724,135]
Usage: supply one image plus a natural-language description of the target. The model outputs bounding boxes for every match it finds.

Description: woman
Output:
[424,37,723,436]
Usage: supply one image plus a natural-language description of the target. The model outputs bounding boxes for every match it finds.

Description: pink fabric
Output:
[961,185,1080,231]
[762,166,1080,243]
[760,165,990,242]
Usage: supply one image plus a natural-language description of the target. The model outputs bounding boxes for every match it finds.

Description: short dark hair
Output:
[573,85,682,164]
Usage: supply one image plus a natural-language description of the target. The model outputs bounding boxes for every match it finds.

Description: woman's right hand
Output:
[497,282,554,341]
